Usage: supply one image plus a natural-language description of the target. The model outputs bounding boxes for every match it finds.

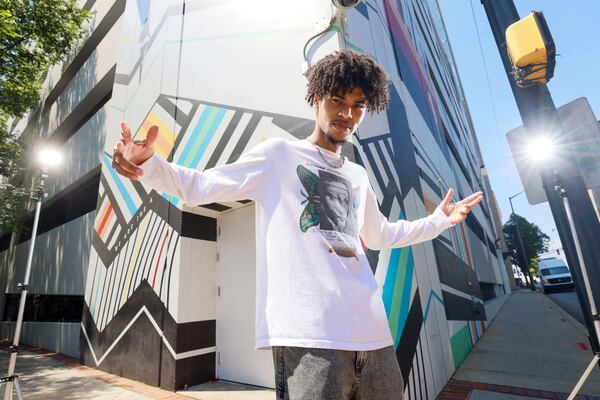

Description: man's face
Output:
[323,182,350,230]
[314,87,367,145]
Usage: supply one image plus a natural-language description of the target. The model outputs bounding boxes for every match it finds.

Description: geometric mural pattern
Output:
[84,93,314,346]
[81,0,504,395]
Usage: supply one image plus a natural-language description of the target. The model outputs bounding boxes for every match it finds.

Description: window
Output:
[3,294,84,323]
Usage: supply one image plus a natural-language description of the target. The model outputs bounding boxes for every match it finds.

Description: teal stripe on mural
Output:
[102,154,138,216]
[381,211,417,350]
[387,248,410,340]
[392,249,414,349]
[181,106,220,166]
[169,106,227,206]
[451,323,473,368]
[189,107,226,167]
[383,211,406,314]
[383,247,401,313]
[423,290,445,322]
[177,106,213,166]
[161,192,180,207]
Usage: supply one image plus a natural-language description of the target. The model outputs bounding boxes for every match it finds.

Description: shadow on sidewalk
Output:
[438,291,600,399]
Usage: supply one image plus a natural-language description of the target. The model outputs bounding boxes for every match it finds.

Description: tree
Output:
[503,213,550,288]
[0,113,29,234]
[0,0,90,234]
[0,0,90,116]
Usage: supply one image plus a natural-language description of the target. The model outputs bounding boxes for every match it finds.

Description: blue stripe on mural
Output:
[393,249,414,349]
[103,154,138,216]
[177,106,214,166]
[170,106,227,207]
[162,193,180,207]
[383,247,401,314]
[189,107,226,167]
[381,211,417,349]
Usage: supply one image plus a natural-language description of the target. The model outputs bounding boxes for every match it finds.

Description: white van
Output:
[538,257,574,293]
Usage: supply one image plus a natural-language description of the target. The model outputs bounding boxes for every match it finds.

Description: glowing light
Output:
[38,148,62,167]
[527,137,554,162]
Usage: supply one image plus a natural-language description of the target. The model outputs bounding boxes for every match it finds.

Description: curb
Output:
[438,379,600,400]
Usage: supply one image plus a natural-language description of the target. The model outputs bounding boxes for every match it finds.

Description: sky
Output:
[437,0,600,261]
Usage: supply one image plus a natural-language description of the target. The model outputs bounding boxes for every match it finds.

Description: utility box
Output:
[505,11,555,88]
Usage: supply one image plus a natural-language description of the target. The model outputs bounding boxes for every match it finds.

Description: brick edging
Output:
[438,379,599,400]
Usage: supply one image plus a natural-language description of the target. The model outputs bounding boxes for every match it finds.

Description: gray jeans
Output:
[272,346,404,400]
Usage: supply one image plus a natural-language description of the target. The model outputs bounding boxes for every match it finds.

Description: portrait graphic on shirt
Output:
[297,165,358,258]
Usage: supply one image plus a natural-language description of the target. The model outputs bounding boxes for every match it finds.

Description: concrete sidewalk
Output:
[2,290,599,399]
[0,341,274,400]
[439,290,600,399]
[0,342,154,399]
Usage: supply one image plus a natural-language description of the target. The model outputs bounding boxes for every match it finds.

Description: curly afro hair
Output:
[305,49,390,114]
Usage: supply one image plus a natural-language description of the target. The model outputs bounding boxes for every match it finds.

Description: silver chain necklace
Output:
[306,139,345,168]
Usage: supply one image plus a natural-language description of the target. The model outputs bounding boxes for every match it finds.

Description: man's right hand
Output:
[112,121,158,180]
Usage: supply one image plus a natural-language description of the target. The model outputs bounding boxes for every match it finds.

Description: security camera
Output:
[331,0,362,10]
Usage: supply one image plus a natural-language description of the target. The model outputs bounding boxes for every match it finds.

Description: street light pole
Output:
[1,169,47,400]
[481,0,600,355]
[508,191,535,290]
[1,147,60,400]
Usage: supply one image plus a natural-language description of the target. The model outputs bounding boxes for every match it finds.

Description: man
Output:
[112,49,483,400]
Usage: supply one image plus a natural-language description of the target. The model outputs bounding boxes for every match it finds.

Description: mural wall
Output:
[343,1,507,397]
[82,0,508,396]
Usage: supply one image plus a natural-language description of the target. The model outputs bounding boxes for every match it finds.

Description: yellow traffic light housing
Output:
[505,11,555,88]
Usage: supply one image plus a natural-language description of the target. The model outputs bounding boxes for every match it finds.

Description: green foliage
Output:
[0,0,90,117]
[0,113,23,176]
[503,213,550,275]
[529,257,539,277]
[0,0,89,234]
[0,182,30,234]
[0,112,29,234]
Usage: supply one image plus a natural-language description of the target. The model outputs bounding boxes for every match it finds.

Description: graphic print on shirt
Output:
[297,165,358,258]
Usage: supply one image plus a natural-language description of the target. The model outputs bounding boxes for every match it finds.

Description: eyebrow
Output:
[331,93,367,105]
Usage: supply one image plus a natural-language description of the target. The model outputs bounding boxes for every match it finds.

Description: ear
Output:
[312,96,319,108]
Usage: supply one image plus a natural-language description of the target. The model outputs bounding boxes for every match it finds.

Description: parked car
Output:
[538,257,574,293]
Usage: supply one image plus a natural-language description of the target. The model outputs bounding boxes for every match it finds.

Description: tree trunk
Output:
[528,272,536,290]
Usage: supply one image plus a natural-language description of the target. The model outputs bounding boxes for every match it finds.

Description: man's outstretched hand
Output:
[438,188,483,225]
[112,121,158,180]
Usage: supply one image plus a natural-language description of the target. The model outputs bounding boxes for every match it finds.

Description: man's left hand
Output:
[438,188,483,225]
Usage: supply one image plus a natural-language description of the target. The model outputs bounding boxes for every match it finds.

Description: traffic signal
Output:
[505,11,555,88]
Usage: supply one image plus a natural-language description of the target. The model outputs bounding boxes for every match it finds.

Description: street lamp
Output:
[526,136,555,162]
[508,190,536,291]
[1,147,62,400]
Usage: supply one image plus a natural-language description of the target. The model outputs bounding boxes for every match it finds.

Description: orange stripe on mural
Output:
[94,201,110,232]
[138,112,175,158]
[97,203,114,239]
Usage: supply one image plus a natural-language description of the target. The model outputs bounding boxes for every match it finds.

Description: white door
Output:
[216,203,275,388]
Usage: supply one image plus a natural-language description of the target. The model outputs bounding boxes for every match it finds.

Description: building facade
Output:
[0,0,511,398]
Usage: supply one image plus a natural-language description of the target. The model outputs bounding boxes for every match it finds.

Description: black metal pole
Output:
[481,0,600,353]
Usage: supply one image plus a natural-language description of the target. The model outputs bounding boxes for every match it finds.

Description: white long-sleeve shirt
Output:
[139,137,453,350]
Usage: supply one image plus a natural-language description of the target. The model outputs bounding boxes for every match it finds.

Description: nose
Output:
[338,107,352,119]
